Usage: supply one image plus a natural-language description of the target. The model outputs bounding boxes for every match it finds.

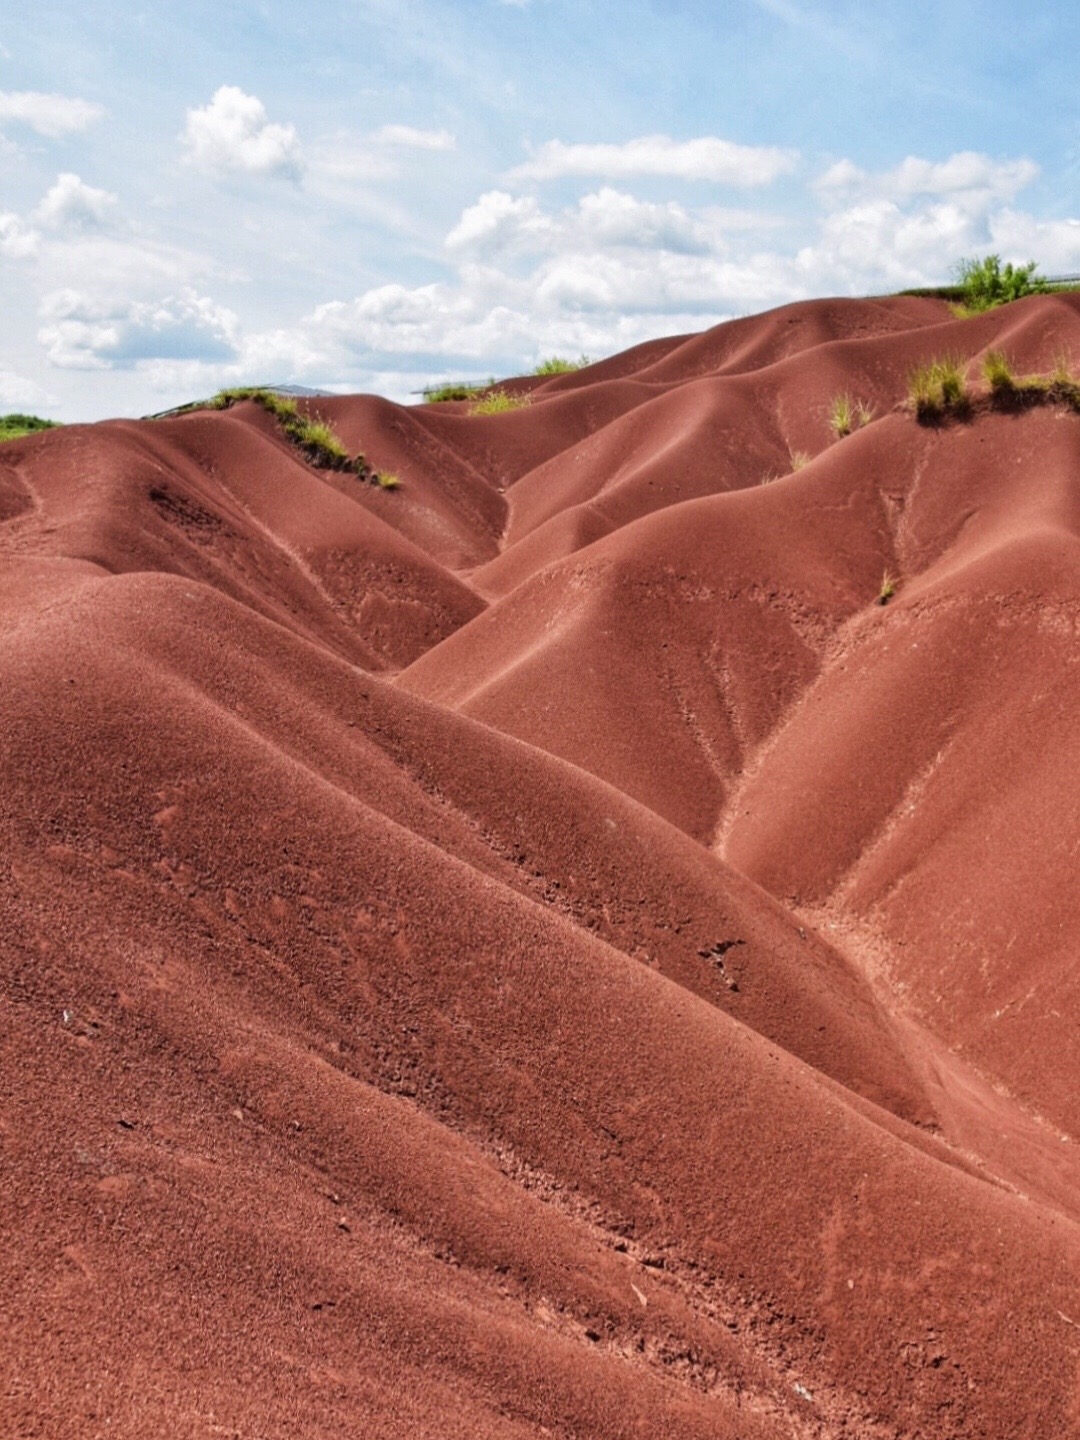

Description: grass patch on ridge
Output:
[209,387,365,473]
[422,381,489,403]
[469,389,532,416]
[0,413,60,443]
[533,355,589,375]
[908,357,970,423]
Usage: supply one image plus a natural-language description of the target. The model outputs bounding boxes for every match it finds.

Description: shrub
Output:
[953,254,1048,314]
[422,381,487,403]
[533,354,589,375]
[469,389,531,416]
[908,357,969,422]
[0,412,59,442]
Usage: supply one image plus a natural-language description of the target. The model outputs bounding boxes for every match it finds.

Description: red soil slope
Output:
[6,293,1080,1440]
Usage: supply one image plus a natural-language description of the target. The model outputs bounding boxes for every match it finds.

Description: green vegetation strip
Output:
[906,353,1080,424]
[469,389,531,416]
[209,387,395,487]
[0,413,60,443]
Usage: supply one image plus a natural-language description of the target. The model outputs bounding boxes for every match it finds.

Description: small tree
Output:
[954,254,1048,312]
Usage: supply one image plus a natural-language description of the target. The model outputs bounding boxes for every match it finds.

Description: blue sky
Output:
[2,0,1078,420]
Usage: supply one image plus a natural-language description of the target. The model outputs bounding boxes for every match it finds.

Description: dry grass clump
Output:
[982,350,1015,396]
[375,471,402,490]
[908,357,970,422]
[829,393,875,439]
[877,570,898,606]
[470,389,532,416]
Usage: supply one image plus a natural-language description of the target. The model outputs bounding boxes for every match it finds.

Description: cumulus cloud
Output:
[0,212,39,259]
[816,151,1039,210]
[38,288,240,370]
[988,210,1080,275]
[252,281,698,377]
[0,90,104,138]
[34,173,118,232]
[447,187,711,256]
[446,191,554,251]
[510,135,798,186]
[181,86,304,180]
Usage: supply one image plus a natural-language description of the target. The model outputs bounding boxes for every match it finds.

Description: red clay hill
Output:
[5,293,1080,1439]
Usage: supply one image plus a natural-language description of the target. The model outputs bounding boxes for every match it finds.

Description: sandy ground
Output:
[4,292,1080,1438]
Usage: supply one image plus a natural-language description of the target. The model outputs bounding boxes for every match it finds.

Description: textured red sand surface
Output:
[5,296,1080,1439]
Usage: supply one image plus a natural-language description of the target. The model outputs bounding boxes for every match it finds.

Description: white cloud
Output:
[510,134,798,185]
[181,86,304,180]
[794,199,976,291]
[446,191,554,251]
[0,212,39,259]
[446,187,711,257]
[0,368,58,410]
[38,288,240,370]
[575,188,708,252]
[0,90,104,138]
[988,211,1080,275]
[243,277,714,381]
[34,173,118,232]
[816,151,1039,210]
[374,124,455,151]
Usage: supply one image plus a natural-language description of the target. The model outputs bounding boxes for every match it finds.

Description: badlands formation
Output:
[4,293,1080,1438]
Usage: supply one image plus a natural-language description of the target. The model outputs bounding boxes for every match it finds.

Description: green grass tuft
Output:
[0,412,60,443]
[297,419,349,463]
[982,350,1015,395]
[829,393,854,438]
[908,357,969,422]
[828,394,875,439]
[877,571,898,606]
[533,354,590,375]
[375,471,401,490]
[469,388,532,416]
